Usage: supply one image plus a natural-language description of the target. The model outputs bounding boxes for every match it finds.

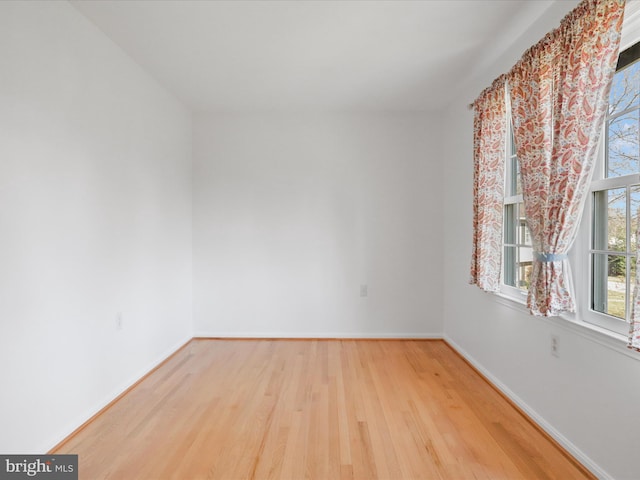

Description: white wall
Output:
[193,113,442,337]
[9,2,633,475]
[0,1,193,453]
[442,2,640,479]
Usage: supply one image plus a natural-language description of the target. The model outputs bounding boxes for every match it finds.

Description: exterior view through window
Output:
[503,124,532,294]
[591,42,640,323]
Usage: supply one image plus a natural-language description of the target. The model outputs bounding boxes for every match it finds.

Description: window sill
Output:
[492,291,638,361]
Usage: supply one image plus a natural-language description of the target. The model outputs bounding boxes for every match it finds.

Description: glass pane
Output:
[608,189,627,251]
[629,258,636,321]
[507,155,518,197]
[517,246,532,292]
[592,253,626,320]
[607,109,640,178]
[504,204,515,244]
[515,161,522,196]
[592,253,607,312]
[631,186,640,252]
[510,121,516,155]
[593,191,606,250]
[517,202,531,246]
[593,188,626,251]
[609,61,640,116]
[504,246,516,287]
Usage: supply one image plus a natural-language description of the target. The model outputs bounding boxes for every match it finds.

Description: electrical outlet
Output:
[116,312,123,331]
[360,284,368,297]
[550,335,559,357]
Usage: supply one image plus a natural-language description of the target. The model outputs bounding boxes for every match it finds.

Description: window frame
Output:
[576,13,640,338]
[500,118,531,303]
[561,40,640,336]
[575,151,639,335]
[577,45,640,335]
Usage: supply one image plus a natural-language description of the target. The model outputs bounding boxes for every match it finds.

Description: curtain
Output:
[508,0,625,316]
[470,76,507,292]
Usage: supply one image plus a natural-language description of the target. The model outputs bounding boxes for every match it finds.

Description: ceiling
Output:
[70,0,556,113]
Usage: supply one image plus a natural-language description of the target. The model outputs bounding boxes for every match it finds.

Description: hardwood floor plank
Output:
[52,339,595,479]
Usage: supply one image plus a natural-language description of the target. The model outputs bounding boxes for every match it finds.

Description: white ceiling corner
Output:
[69,0,556,113]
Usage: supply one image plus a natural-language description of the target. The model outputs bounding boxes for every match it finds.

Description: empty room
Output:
[2,0,640,478]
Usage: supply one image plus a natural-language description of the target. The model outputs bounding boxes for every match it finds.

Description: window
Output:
[584,42,640,334]
[468,0,640,350]
[500,39,640,336]
[502,123,531,299]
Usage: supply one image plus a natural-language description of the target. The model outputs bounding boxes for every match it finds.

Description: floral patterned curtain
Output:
[508,0,625,316]
[470,76,507,292]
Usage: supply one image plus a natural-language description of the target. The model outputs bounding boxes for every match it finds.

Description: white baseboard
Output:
[193,331,444,339]
[44,334,192,453]
[443,335,611,480]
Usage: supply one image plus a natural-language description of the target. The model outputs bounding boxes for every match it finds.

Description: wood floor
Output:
[53,339,593,479]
